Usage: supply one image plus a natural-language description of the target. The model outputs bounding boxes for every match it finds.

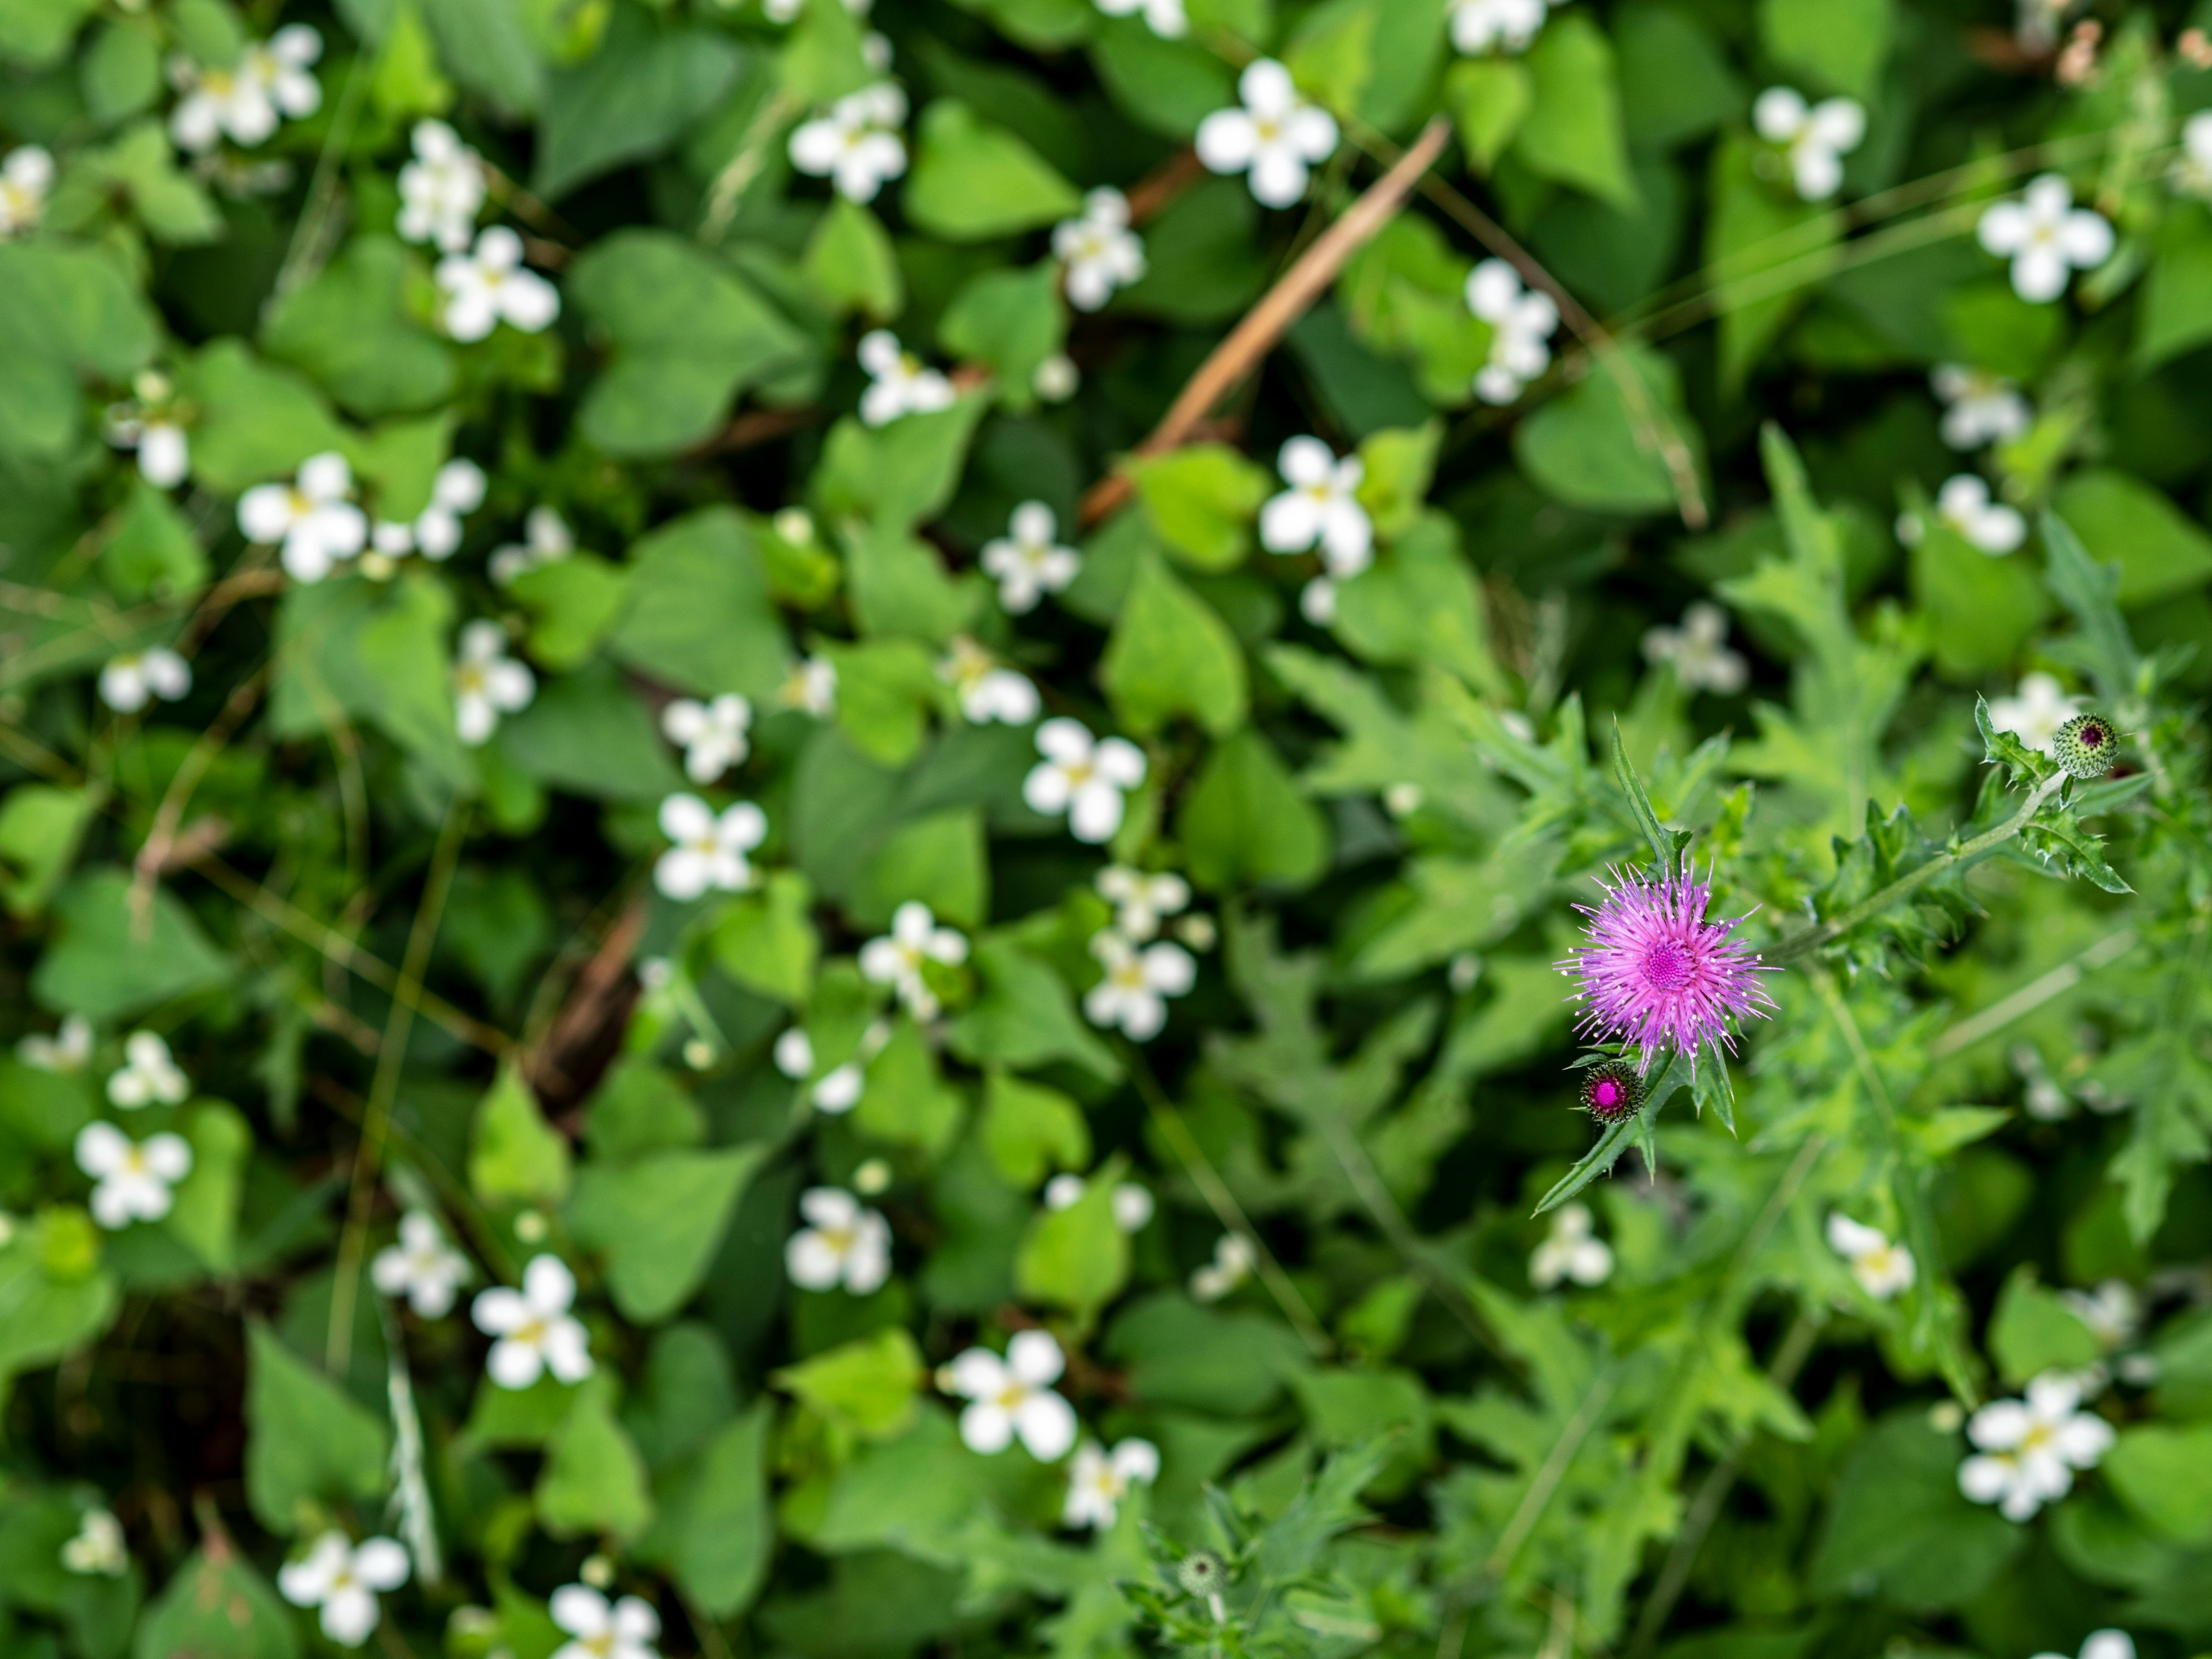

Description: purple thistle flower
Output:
[1559,866,1774,1072]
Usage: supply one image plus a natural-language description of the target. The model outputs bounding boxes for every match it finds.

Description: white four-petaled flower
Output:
[789,82,910,204]
[939,637,1041,725]
[1976,174,2114,303]
[858,329,956,427]
[1260,437,1373,577]
[108,1031,188,1110]
[1191,1232,1256,1301]
[1826,1212,1915,1300]
[452,620,536,747]
[654,794,768,900]
[1990,672,2081,756]
[0,145,52,236]
[491,506,574,585]
[397,119,486,253]
[239,452,369,582]
[104,371,191,489]
[372,1210,472,1318]
[779,654,839,717]
[1957,1370,2114,1521]
[1063,1438,1161,1529]
[1641,601,1748,695]
[1466,259,1560,406]
[277,1532,409,1648]
[1448,0,1557,55]
[859,900,969,1020]
[1025,718,1146,844]
[1932,364,2032,451]
[169,26,324,153]
[1095,0,1187,37]
[60,1509,128,1577]
[1899,475,2027,555]
[74,1122,194,1230]
[19,1016,92,1073]
[99,649,192,714]
[1752,87,1866,201]
[945,1329,1078,1460]
[982,502,1082,614]
[550,1583,662,1659]
[1195,60,1339,210]
[786,1187,893,1294]
[371,459,487,569]
[1097,866,1191,941]
[662,694,753,783]
[471,1254,593,1390]
[1530,1202,1613,1289]
[1054,188,1147,311]
[773,1021,885,1114]
[436,226,560,343]
[1083,931,1196,1040]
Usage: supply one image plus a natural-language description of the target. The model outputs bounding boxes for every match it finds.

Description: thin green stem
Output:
[1316,1116,1502,1358]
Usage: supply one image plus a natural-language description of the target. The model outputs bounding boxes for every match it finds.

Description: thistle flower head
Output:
[1560,866,1774,1072]
[2052,711,2117,779]
[1578,1060,1643,1123]
[1177,1551,1225,1596]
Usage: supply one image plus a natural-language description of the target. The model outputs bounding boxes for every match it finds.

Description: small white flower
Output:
[663,694,753,783]
[860,901,969,1019]
[0,144,52,236]
[654,794,768,900]
[2174,111,2212,199]
[1977,174,2114,303]
[107,1031,189,1110]
[436,226,560,343]
[1025,718,1146,843]
[1449,0,1555,55]
[944,1329,1079,1460]
[1096,866,1191,941]
[168,26,323,154]
[1191,1232,1256,1301]
[773,1027,813,1078]
[1989,672,2082,756]
[1932,364,2032,451]
[1033,353,1081,402]
[490,506,574,585]
[2060,1281,2142,1354]
[1260,437,1373,577]
[938,637,1041,725]
[1529,1203,1613,1289]
[1053,188,1147,311]
[75,1122,193,1229]
[1958,1370,2115,1521]
[397,119,485,253]
[1641,601,1748,695]
[1899,475,2028,555]
[452,620,535,747]
[775,1022,886,1115]
[1083,931,1196,1040]
[858,329,955,427]
[789,81,909,204]
[372,1211,472,1319]
[1752,87,1866,201]
[1095,0,1187,36]
[1825,1212,1916,1300]
[99,646,194,714]
[371,459,487,571]
[785,1187,893,1294]
[1466,259,1560,406]
[277,1533,408,1648]
[239,452,369,583]
[1063,1438,1161,1529]
[2033,1636,2137,1659]
[18,1016,92,1073]
[1195,59,1339,210]
[550,1584,662,1659]
[471,1255,593,1390]
[778,654,839,717]
[981,502,1081,614]
[1300,577,1338,624]
[104,372,191,490]
[60,1509,128,1576]
[1042,1173,1155,1232]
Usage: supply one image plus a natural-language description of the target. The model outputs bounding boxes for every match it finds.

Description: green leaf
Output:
[844,525,979,643]
[262,236,454,418]
[823,637,939,765]
[469,1065,573,1208]
[1513,346,1702,515]
[0,240,157,458]
[0,1230,119,1395]
[1086,17,1234,139]
[938,262,1065,404]
[32,869,230,1022]
[813,400,990,532]
[1330,514,1503,691]
[134,1537,300,1659]
[606,506,791,700]
[569,230,813,457]
[64,120,221,243]
[2050,468,2212,607]
[1809,1412,2024,1609]
[1442,58,1532,171]
[164,1102,250,1274]
[2136,204,2212,370]
[533,15,742,198]
[497,661,687,802]
[2104,1425,2212,1545]
[948,939,1122,1081]
[101,480,210,604]
[1127,444,1272,571]
[711,869,820,1004]
[0,783,96,918]
[854,809,988,930]
[803,196,905,322]
[182,340,350,493]
[0,0,96,63]
[267,573,468,786]
[536,1382,654,1541]
[1513,14,1635,208]
[1759,0,1892,100]
[1282,0,1376,116]
[1704,132,1841,392]
[1611,718,1679,878]
[1987,1266,2101,1385]
[569,1146,770,1323]
[510,553,629,671]
[1180,728,1331,892]
[243,1324,391,1535]
[644,1403,775,1617]
[904,100,1084,240]
[1016,1153,1130,1323]
[771,1325,925,1439]
[1100,549,1249,738]
[420,0,545,115]
[1616,3,1742,147]
[2039,509,2139,702]
[981,1071,1092,1188]
[582,1061,706,1162]
[854,1019,967,1156]
[1908,522,2048,679]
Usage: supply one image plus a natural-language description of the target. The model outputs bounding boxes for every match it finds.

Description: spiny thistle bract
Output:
[2053,712,2119,779]
[1579,1060,1645,1124]
[1559,867,1774,1073]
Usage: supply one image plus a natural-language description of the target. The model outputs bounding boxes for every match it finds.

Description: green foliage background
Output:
[2,0,2212,1656]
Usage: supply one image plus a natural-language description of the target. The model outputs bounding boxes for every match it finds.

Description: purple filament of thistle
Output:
[1559,866,1775,1073]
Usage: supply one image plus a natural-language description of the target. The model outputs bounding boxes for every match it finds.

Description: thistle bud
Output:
[2052,713,2118,779]
[1177,1551,1225,1597]
[1578,1061,1643,1124]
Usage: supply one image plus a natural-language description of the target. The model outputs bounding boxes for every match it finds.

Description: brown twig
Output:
[1077,116,1454,527]
[524,896,648,1113]
[130,665,269,938]
[1123,147,1207,224]
[690,404,825,457]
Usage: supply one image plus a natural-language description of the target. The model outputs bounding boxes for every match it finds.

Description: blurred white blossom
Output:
[1191,1233,1256,1301]
[239,452,368,582]
[1932,364,2031,450]
[60,1510,127,1577]
[1054,188,1147,310]
[1465,259,1559,404]
[1025,718,1146,843]
[1449,0,1557,55]
[1530,1203,1612,1289]
[490,506,574,585]
[654,794,767,900]
[19,1017,92,1073]
[939,636,1041,725]
[397,120,485,252]
[104,371,191,489]
[99,649,192,714]
[169,26,323,153]
[1826,1213,1915,1300]
[0,145,52,236]
[373,1211,472,1319]
[945,1330,1078,1459]
[1958,1370,2113,1521]
[1196,60,1338,209]
[982,502,1081,614]
[550,1584,661,1659]
[437,227,559,342]
[789,82,908,203]
[1097,867,1191,940]
[278,1533,408,1648]
[786,1187,893,1294]
[472,1255,592,1389]
[860,902,969,1019]
[1095,0,1186,37]
[1899,475,2027,555]
[1641,602,1748,695]
[1977,175,2113,302]
[75,1123,192,1229]
[1260,438,1372,577]
[1752,87,1865,200]
[1064,1438,1160,1528]
[662,694,752,783]
[107,1032,187,1110]
[1989,672,2081,756]
[858,329,955,426]
[452,621,535,747]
